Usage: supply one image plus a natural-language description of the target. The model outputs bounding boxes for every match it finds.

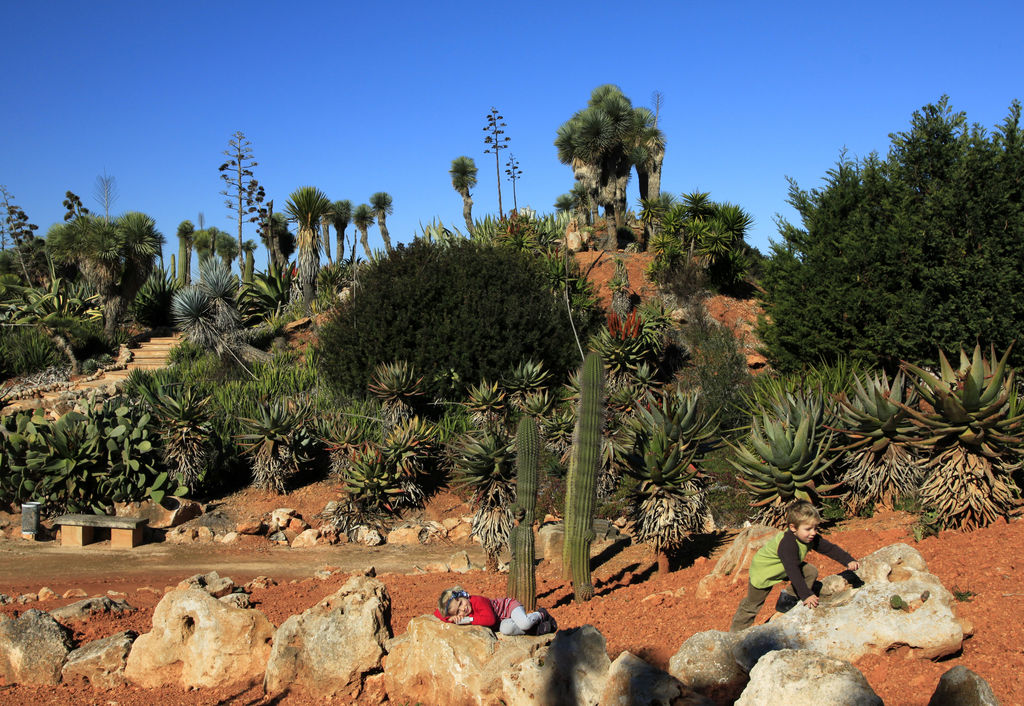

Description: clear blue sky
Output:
[3,1,1022,271]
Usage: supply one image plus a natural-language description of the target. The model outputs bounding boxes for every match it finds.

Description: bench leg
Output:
[62,525,94,547]
[111,527,144,549]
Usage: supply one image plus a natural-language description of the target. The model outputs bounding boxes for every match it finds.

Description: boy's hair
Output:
[438,585,468,615]
[786,501,821,527]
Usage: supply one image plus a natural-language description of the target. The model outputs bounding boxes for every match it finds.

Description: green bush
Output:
[317,239,590,400]
[0,326,62,378]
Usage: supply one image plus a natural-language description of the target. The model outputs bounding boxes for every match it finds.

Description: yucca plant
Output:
[237,401,314,493]
[464,379,507,430]
[834,370,923,513]
[368,360,423,426]
[454,430,516,571]
[897,344,1024,530]
[133,268,181,329]
[238,264,292,325]
[729,390,841,526]
[626,389,718,573]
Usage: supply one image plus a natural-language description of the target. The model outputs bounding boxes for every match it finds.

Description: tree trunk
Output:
[51,333,80,376]
[379,217,392,254]
[657,549,670,575]
[336,228,346,265]
[359,227,371,260]
[322,222,332,263]
[462,193,474,234]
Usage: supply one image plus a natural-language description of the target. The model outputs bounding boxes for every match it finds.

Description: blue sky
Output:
[3,1,1022,272]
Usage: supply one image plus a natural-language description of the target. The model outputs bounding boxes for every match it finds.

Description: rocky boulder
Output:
[668,630,748,706]
[115,497,202,528]
[0,609,72,684]
[61,631,136,689]
[735,649,881,705]
[599,651,713,706]
[695,524,775,600]
[928,665,1001,706]
[733,543,965,667]
[385,615,552,706]
[123,588,274,688]
[51,596,134,622]
[264,576,392,700]
[502,625,610,706]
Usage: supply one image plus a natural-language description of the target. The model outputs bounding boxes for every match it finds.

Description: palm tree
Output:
[330,200,352,264]
[47,210,163,338]
[449,156,478,234]
[214,229,239,268]
[284,186,333,312]
[369,192,394,254]
[261,212,295,271]
[352,203,375,260]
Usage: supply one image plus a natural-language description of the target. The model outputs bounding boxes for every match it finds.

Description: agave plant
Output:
[542,405,576,457]
[380,416,437,507]
[729,390,841,526]
[343,444,405,513]
[238,264,292,325]
[520,389,558,419]
[834,370,923,512]
[319,416,366,478]
[368,360,423,426]
[133,268,181,329]
[135,379,213,491]
[504,359,552,410]
[464,379,507,430]
[897,344,1024,530]
[625,389,718,573]
[237,401,314,493]
[454,430,516,571]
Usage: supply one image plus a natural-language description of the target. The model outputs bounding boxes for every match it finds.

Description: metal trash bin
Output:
[21,502,41,540]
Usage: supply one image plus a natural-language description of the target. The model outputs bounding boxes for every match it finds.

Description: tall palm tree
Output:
[47,211,163,338]
[284,186,333,311]
[330,200,352,264]
[352,203,375,260]
[449,156,478,234]
[369,192,394,254]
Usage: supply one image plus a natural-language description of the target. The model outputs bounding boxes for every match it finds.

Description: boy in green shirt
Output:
[730,501,860,632]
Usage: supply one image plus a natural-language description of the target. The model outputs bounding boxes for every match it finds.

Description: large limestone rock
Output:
[733,543,964,667]
[61,631,136,689]
[928,665,1001,706]
[123,588,274,688]
[264,576,391,700]
[0,609,72,685]
[385,615,551,706]
[599,651,713,706]
[668,630,748,706]
[503,625,610,706]
[736,649,881,705]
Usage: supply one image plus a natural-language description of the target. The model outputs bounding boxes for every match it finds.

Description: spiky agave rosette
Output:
[897,344,1024,530]
[834,370,924,512]
[730,391,841,527]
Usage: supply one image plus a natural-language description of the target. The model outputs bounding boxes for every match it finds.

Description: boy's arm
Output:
[813,536,857,568]
[778,533,813,600]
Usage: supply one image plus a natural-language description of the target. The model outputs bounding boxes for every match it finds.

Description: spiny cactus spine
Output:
[508,416,539,610]
[563,351,604,602]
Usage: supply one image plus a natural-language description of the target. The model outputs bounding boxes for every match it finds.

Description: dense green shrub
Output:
[317,239,590,400]
[761,97,1024,371]
[0,326,62,378]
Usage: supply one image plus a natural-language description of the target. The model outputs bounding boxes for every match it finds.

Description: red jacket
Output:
[433,594,498,629]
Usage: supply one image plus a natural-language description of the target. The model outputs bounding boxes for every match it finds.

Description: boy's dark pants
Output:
[729,562,818,632]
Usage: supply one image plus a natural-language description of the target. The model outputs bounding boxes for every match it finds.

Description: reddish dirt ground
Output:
[0,488,1021,705]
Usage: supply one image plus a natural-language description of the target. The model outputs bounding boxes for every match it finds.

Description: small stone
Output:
[286,518,310,533]
[136,587,162,595]
[245,576,277,591]
[17,593,38,604]
[424,561,449,573]
[62,589,88,599]
[448,551,472,573]
[106,591,127,600]
[37,587,58,601]
[362,566,376,578]
[290,529,320,548]
[195,526,214,542]
[219,532,239,544]
[235,518,265,535]
[268,531,289,544]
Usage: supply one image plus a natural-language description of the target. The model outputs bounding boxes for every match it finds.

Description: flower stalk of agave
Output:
[834,370,923,513]
[729,391,840,526]
[625,389,717,573]
[897,344,1024,530]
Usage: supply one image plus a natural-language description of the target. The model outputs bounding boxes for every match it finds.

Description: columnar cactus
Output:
[563,351,604,602]
[507,416,540,610]
[178,237,190,285]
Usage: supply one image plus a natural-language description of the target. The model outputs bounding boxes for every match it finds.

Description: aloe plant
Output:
[729,390,840,526]
[454,429,515,572]
[238,401,315,493]
[898,344,1024,530]
[343,444,405,513]
[504,359,551,410]
[835,370,923,512]
[368,360,423,426]
[625,389,718,572]
[464,379,507,431]
[135,379,213,492]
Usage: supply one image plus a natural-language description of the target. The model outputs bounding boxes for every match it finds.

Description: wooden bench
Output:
[53,514,148,548]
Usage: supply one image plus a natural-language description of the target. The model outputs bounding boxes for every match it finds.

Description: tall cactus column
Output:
[508,416,539,611]
[563,351,604,602]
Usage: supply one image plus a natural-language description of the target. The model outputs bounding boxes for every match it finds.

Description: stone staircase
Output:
[1,334,182,417]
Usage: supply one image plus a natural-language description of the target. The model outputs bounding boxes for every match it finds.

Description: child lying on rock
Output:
[435,586,557,636]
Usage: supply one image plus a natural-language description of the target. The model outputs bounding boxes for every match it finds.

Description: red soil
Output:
[1,494,1021,705]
